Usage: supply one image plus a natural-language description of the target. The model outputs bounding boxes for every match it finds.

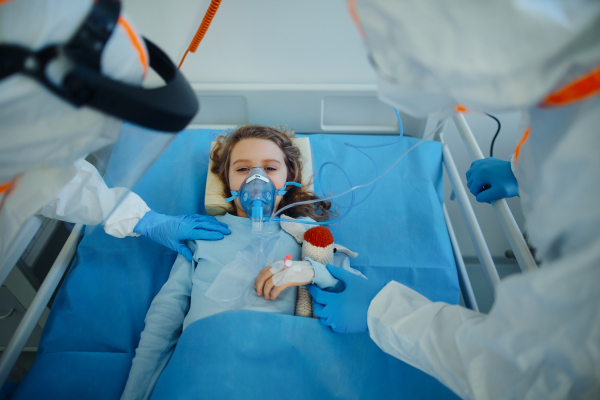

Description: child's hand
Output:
[254,265,314,300]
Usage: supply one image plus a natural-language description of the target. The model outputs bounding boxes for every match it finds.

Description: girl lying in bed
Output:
[121,125,361,400]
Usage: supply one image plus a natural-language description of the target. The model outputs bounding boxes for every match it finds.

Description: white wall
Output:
[123,0,377,85]
[123,0,528,259]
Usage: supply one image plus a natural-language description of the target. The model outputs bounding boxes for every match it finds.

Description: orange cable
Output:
[178,0,222,69]
[347,0,365,39]
[178,49,190,69]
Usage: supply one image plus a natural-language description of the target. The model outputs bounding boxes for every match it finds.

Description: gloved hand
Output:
[134,210,231,261]
[466,157,518,204]
[308,265,385,333]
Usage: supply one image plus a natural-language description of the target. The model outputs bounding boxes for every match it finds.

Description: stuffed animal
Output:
[280,216,358,318]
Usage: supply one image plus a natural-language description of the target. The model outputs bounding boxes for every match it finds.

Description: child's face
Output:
[229,138,288,218]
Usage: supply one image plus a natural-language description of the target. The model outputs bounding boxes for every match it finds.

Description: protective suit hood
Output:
[354,0,600,116]
[0,0,147,182]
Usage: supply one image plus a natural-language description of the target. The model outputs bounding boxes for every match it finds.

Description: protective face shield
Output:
[0,0,198,263]
[0,0,198,181]
[352,0,600,117]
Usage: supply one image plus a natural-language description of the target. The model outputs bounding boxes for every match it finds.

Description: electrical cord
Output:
[486,113,501,158]
[178,0,223,69]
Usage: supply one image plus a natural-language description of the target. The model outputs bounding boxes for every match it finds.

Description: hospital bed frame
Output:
[0,115,538,387]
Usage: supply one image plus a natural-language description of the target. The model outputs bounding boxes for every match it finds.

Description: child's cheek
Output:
[230,178,242,191]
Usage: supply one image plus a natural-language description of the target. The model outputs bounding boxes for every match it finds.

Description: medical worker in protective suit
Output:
[309,1,600,399]
[0,0,230,268]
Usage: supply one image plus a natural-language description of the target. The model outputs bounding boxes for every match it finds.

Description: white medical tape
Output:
[270,260,314,286]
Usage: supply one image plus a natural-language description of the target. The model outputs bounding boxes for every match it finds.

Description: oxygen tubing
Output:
[263,112,448,233]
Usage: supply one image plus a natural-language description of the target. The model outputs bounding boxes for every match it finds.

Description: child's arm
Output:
[120,253,194,400]
[254,262,313,300]
[255,255,366,300]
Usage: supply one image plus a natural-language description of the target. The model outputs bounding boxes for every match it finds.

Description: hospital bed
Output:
[0,115,536,399]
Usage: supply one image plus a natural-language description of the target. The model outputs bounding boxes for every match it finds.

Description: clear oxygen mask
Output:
[225,166,276,234]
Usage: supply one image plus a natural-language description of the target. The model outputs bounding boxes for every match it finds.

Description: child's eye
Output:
[265,167,277,171]
[237,167,249,172]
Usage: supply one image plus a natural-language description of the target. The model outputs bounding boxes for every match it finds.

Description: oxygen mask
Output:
[226,167,276,233]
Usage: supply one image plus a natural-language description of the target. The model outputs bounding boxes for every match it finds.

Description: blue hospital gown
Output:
[120,213,344,400]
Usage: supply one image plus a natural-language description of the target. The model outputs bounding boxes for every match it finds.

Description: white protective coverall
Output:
[352,1,600,399]
[0,0,151,261]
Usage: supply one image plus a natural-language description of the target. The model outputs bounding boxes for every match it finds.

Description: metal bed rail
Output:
[439,113,538,308]
[441,134,500,298]
[442,204,479,312]
[0,223,84,388]
[452,113,538,273]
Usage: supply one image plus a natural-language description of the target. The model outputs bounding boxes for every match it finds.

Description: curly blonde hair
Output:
[210,125,335,222]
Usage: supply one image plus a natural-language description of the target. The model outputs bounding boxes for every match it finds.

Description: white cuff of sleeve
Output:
[367,281,432,331]
[307,257,338,289]
[104,192,151,238]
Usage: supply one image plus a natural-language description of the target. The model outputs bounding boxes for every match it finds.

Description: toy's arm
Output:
[309,258,343,291]
[310,254,366,292]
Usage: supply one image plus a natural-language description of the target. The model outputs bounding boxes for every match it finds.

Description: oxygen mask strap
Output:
[276,182,302,196]
[225,192,238,202]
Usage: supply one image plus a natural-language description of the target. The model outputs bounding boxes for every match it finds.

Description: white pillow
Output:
[205,137,314,216]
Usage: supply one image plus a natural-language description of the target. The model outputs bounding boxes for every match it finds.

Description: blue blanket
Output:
[10,126,459,400]
[152,312,456,400]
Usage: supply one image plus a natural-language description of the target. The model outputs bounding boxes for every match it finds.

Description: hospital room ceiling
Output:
[123,0,378,85]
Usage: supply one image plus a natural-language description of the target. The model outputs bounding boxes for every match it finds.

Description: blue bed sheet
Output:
[10,125,459,400]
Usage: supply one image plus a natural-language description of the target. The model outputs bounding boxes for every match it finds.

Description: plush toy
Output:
[280,216,358,318]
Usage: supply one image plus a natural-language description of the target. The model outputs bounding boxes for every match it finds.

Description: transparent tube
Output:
[322,106,405,210]
[263,115,448,234]
[252,218,263,234]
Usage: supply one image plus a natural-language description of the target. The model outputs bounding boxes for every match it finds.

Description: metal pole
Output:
[0,217,43,287]
[443,204,479,312]
[0,224,83,388]
[442,138,500,295]
[452,113,538,272]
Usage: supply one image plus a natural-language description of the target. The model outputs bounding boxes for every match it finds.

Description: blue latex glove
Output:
[134,210,231,261]
[466,157,519,204]
[308,265,385,333]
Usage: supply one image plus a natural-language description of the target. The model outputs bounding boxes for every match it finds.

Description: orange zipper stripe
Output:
[514,126,530,165]
[541,65,600,107]
[117,15,148,78]
[0,181,11,194]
